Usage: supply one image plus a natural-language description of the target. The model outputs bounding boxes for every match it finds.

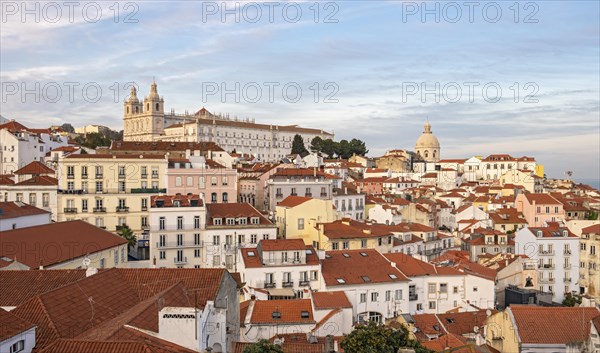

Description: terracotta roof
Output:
[110,141,224,153]
[150,194,203,207]
[422,172,438,179]
[51,146,80,153]
[0,201,50,220]
[482,154,515,162]
[527,224,577,238]
[509,305,600,344]
[0,307,35,341]
[320,219,395,240]
[0,120,28,132]
[259,239,306,251]
[66,154,166,159]
[0,270,87,307]
[311,291,352,310]
[421,333,469,352]
[0,220,126,268]
[488,207,527,224]
[206,203,273,226]
[250,299,315,324]
[583,224,600,234]
[241,245,319,269]
[0,175,15,185]
[277,195,313,208]
[384,253,463,277]
[321,249,409,286]
[523,193,561,205]
[232,341,324,353]
[13,161,55,175]
[14,175,58,186]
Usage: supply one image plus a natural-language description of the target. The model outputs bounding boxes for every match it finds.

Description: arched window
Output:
[126,107,129,114]
[175,177,182,187]
[222,192,228,203]
[156,103,159,110]
[135,106,139,113]
[433,150,437,158]
[147,103,150,111]
[425,150,429,158]
[211,192,217,203]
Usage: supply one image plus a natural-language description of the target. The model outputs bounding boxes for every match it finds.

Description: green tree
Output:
[310,136,324,153]
[321,139,337,158]
[117,224,137,250]
[291,134,307,154]
[340,321,433,353]
[335,139,352,159]
[242,340,284,353]
[562,293,582,307]
[349,138,369,156]
[60,123,75,133]
[585,210,599,220]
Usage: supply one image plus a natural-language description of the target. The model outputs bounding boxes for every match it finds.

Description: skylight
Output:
[336,278,346,284]
[361,276,371,282]
[248,251,255,257]
[360,252,368,257]
[306,249,313,255]
[389,274,398,279]
[342,253,350,258]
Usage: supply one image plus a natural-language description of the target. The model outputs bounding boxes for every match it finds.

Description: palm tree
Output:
[117,224,137,250]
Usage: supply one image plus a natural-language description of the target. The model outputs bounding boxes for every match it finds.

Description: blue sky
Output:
[1,1,599,180]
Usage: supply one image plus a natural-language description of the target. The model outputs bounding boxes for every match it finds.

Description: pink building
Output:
[354,177,386,195]
[515,193,565,227]
[166,156,237,204]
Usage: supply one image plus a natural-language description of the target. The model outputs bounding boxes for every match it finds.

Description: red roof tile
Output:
[0,201,50,220]
[0,270,87,307]
[509,305,600,344]
[0,307,35,341]
[206,203,273,226]
[150,194,203,207]
[311,291,352,310]
[259,239,306,251]
[13,161,55,175]
[250,299,315,324]
[0,220,126,268]
[277,195,313,208]
[384,253,462,277]
[321,249,409,286]
[583,224,600,234]
[14,175,58,186]
[523,193,561,205]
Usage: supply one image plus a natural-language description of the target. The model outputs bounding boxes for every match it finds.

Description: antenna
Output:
[82,257,91,268]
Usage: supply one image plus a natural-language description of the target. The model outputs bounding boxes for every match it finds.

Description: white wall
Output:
[0,327,36,353]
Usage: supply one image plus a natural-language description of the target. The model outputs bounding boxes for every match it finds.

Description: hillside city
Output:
[1,81,599,353]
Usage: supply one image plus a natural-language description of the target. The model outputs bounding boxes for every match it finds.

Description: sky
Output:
[1,1,599,180]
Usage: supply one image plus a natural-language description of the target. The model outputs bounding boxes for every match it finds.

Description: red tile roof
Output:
[0,175,15,185]
[277,195,313,208]
[66,154,166,159]
[0,307,35,341]
[14,175,58,186]
[240,245,319,269]
[150,194,203,207]
[0,220,126,268]
[384,253,463,277]
[0,120,28,132]
[13,161,55,175]
[321,249,409,286]
[421,333,468,352]
[206,203,273,226]
[311,291,352,310]
[0,270,87,307]
[582,224,600,234]
[250,299,315,324]
[232,341,324,353]
[110,141,224,153]
[259,239,306,251]
[523,193,561,205]
[509,305,600,344]
[0,201,50,220]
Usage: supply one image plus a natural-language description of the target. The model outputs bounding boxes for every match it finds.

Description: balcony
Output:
[156,241,202,249]
[174,257,188,265]
[131,188,166,194]
[539,250,555,256]
[141,206,148,211]
[82,174,88,179]
[58,189,86,195]
[151,173,159,179]
[539,278,555,284]
[282,282,294,288]
[299,280,310,287]
[67,174,74,179]
[305,193,312,197]
[320,193,327,197]
[409,294,418,301]
[538,264,555,270]
[96,174,103,179]
[141,173,148,179]
[264,282,276,289]
[63,207,78,214]
[93,207,107,213]
[116,207,129,213]
[564,250,572,255]
[564,264,572,270]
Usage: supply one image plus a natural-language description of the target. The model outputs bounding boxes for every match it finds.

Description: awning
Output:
[267,288,295,297]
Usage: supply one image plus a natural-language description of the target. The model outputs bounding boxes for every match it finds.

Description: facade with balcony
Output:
[56,154,168,242]
[579,224,600,301]
[332,187,366,221]
[149,194,206,268]
[238,239,322,299]
[515,223,580,302]
[463,229,515,262]
[265,168,335,212]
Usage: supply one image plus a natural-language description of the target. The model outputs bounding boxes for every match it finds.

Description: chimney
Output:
[391,262,397,268]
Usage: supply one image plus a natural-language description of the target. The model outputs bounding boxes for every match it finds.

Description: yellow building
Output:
[56,154,168,235]
[275,196,337,243]
[375,149,411,172]
[499,169,543,193]
[580,224,600,300]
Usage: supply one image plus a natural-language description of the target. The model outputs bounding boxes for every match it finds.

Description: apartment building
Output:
[332,187,366,221]
[56,154,168,236]
[149,194,206,269]
[579,224,600,300]
[463,228,514,261]
[515,223,579,302]
[275,196,337,241]
[516,193,565,227]
[265,168,335,212]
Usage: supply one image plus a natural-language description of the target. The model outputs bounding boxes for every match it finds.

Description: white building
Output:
[0,120,69,174]
[332,187,366,221]
[149,194,206,269]
[205,203,278,271]
[515,223,580,302]
[320,249,410,323]
[0,201,51,231]
[0,308,36,353]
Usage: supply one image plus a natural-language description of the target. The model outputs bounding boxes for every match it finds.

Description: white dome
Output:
[416,122,440,149]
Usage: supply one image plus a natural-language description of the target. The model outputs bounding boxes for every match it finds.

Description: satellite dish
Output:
[486,309,492,317]
[473,326,479,333]
[411,327,418,333]
[82,257,91,268]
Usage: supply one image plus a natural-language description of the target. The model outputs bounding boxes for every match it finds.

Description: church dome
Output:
[415,121,440,149]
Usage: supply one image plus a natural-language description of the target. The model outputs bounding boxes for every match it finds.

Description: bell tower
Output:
[123,80,165,141]
[143,79,165,138]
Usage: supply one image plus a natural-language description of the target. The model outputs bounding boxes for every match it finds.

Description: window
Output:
[428,283,436,293]
[199,176,206,188]
[82,199,88,211]
[10,340,24,353]
[371,292,379,302]
[360,293,367,303]
[194,216,201,229]
[311,270,318,281]
[194,233,201,245]
[222,192,228,203]
[250,234,257,244]
[177,216,183,230]
[386,290,392,301]
[95,181,103,193]
[81,166,88,177]
[222,176,228,186]
[186,176,193,186]
[453,286,459,294]
[99,258,105,269]
[332,242,339,250]
[213,235,220,245]
[440,283,448,293]
[175,177,182,186]
[298,218,304,230]
[429,301,436,310]
[194,249,201,258]
[159,251,166,259]
[211,193,217,203]
[343,241,349,250]
[211,176,217,186]
[159,217,165,230]
[177,234,183,246]
[473,287,478,292]
[213,255,221,267]
[361,239,367,248]
[395,289,403,300]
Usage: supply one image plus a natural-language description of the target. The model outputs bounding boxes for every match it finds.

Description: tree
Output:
[60,123,75,133]
[242,340,284,353]
[586,210,599,220]
[562,293,582,307]
[310,136,324,153]
[335,139,352,159]
[117,224,137,250]
[291,134,307,155]
[349,138,369,156]
[340,321,433,353]
[321,139,337,158]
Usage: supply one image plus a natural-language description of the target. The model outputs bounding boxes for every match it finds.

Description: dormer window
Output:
[238,217,247,225]
[251,217,260,224]
[226,218,235,225]
[213,218,222,225]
